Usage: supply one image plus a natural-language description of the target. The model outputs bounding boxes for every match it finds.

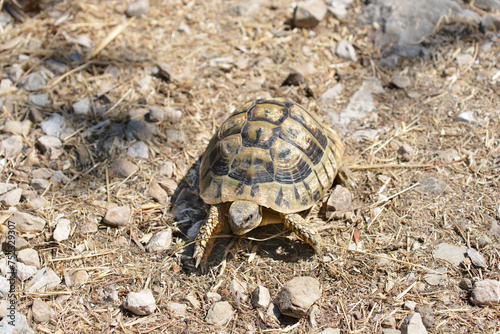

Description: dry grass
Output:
[0,0,499,333]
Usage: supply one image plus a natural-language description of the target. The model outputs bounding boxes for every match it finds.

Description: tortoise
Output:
[194,98,354,267]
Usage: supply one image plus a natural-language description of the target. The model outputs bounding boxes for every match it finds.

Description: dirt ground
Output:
[1,0,499,333]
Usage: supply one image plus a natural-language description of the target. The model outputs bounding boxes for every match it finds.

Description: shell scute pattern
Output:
[200,98,344,214]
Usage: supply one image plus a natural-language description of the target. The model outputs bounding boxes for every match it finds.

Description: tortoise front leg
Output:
[282,213,322,254]
[193,204,225,268]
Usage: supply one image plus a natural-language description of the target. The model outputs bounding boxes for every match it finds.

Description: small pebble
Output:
[336,40,358,62]
[415,305,434,328]
[27,94,48,107]
[20,71,47,91]
[251,285,271,309]
[159,179,177,196]
[146,228,173,252]
[4,119,31,136]
[167,302,187,316]
[432,243,466,266]
[166,129,183,143]
[111,158,138,177]
[126,120,157,141]
[148,107,165,122]
[185,293,201,309]
[157,62,172,82]
[423,267,447,286]
[73,97,92,115]
[205,292,222,303]
[0,188,22,206]
[31,178,51,191]
[46,59,69,75]
[32,168,53,179]
[53,219,71,242]
[0,277,8,298]
[404,300,417,311]
[26,267,61,292]
[293,0,328,28]
[64,269,89,287]
[41,113,66,137]
[397,143,414,161]
[51,171,71,184]
[0,135,23,158]
[459,278,473,290]
[149,182,169,204]
[318,329,341,334]
[9,212,46,233]
[126,0,150,17]
[16,262,38,281]
[32,298,55,323]
[17,248,40,268]
[456,53,474,68]
[326,185,352,219]
[401,313,427,334]
[127,141,149,159]
[2,235,29,252]
[206,301,233,325]
[0,310,33,334]
[391,75,411,89]
[382,329,401,334]
[164,108,182,123]
[123,289,156,315]
[103,206,131,226]
[470,279,500,306]
[467,248,487,268]
[454,111,478,124]
[275,276,322,318]
[230,279,248,304]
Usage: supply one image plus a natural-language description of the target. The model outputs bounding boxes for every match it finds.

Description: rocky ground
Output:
[0,0,499,333]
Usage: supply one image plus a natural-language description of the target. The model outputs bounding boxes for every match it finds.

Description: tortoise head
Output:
[228,201,262,235]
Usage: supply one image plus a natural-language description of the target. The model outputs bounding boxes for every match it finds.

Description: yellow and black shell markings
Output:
[199,98,344,214]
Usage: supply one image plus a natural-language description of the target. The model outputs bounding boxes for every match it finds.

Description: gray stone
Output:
[251,285,271,309]
[9,212,46,233]
[474,0,500,9]
[0,188,22,206]
[318,83,342,106]
[418,177,447,194]
[326,185,352,219]
[127,141,149,159]
[336,40,357,62]
[97,284,119,303]
[123,289,156,315]
[275,276,322,318]
[423,267,447,286]
[51,171,70,185]
[401,313,427,334]
[326,0,352,19]
[0,183,15,195]
[0,310,34,334]
[148,107,165,122]
[53,219,71,242]
[37,135,63,159]
[159,179,177,196]
[397,143,413,161]
[20,71,47,91]
[32,168,53,180]
[166,129,183,143]
[404,300,416,311]
[0,12,12,27]
[111,158,138,177]
[27,94,48,107]
[148,182,169,205]
[31,178,51,191]
[4,120,31,136]
[73,97,92,115]
[146,228,173,252]
[470,279,500,306]
[294,0,327,28]
[166,302,187,316]
[46,59,69,75]
[26,267,61,292]
[185,293,201,309]
[230,279,248,304]
[41,113,66,138]
[206,301,233,325]
[415,305,434,328]
[2,235,29,252]
[0,135,23,158]
[64,269,89,287]
[187,220,203,240]
[459,278,473,290]
[104,206,131,226]
[126,0,150,17]
[205,292,222,303]
[32,298,55,323]
[16,262,38,280]
[432,243,466,266]
[157,62,172,82]
[454,111,478,124]
[391,75,411,89]
[0,277,9,298]
[17,248,40,268]
[126,120,157,141]
[228,0,267,16]
[467,248,487,268]
[456,54,474,68]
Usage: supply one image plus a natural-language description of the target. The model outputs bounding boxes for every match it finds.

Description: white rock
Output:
[336,40,358,62]
[20,71,47,91]
[454,111,478,124]
[40,113,66,137]
[166,302,187,316]
[0,182,15,195]
[230,279,248,304]
[0,135,23,158]
[294,0,328,28]
[17,248,40,268]
[205,292,222,303]
[0,299,8,319]
[26,267,61,292]
[9,212,46,233]
[16,262,38,281]
[401,313,427,334]
[456,53,474,68]
[126,0,150,17]
[0,277,9,298]
[146,228,173,252]
[32,298,55,323]
[0,310,34,334]
[404,300,417,311]
[53,219,71,242]
[206,301,233,324]
[467,248,488,268]
[0,188,22,206]
[64,269,89,287]
[37,135,62,153]
[326,0,352,19]
[127,141,149,159]
[123,289,156,315]
[275,276,322,318]
[73,97,92,115]
[32,168,53,179]
[318,83,342,105]
[423,267,447,286]
[185,293,201,309]
[251,285,270,309]
[31,179,50,191]
[432,243,466,266]
[4,120,31,136]
[470,279,500,306]
[27,94,48,107]
[319,328,341,334]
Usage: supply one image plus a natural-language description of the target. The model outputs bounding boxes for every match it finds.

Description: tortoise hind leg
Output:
[193,204,225,268]
[282,213,322,254]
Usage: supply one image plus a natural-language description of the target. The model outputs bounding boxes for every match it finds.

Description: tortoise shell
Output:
[199,98,344,214]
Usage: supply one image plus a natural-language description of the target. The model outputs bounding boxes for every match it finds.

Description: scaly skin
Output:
[282,213,322,254]
[193,205,225,268]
